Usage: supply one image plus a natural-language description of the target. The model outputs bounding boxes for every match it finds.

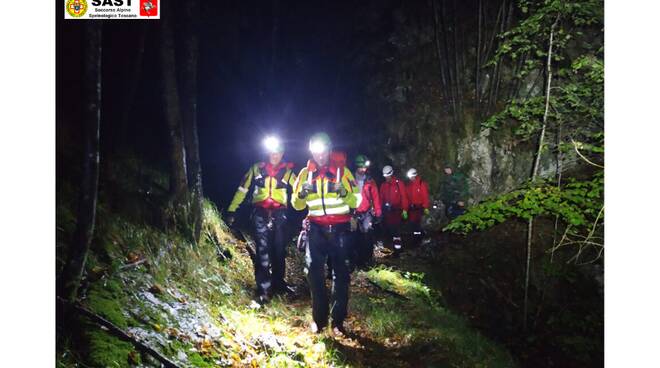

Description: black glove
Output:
[299,183,314,199]
[334,183,348,198]
[254,176,265,187]
[226,214,235,226]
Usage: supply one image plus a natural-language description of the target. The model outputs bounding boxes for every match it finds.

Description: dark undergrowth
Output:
[383,217,604,368]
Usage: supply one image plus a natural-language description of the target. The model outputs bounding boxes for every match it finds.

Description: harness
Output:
[255,162,292,190]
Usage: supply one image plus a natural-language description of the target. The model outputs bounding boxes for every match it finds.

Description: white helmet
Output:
[407,168,418,179]
[382,165,394,177]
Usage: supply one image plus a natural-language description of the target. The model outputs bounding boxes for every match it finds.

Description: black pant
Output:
[306,222,351,328]
[354,212,375,267]
[252,208,288,296]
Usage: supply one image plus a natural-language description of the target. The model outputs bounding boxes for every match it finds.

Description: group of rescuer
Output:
[226,132,436,336]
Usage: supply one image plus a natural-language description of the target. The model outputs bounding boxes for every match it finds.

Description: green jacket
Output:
[228,162,297,213]
[439,172,469,204]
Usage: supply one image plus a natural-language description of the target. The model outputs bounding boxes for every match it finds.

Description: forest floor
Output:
[56,198,516,368]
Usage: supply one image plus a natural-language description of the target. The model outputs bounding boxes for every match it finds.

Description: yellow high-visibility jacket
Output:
[292,163,360,224]
[228,162,297,213]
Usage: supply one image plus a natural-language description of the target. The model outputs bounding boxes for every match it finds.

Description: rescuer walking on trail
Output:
[226,136,297,305]
[405,168,430,246]
[292,132,360,335]
[379,165,409,254]
[353,155,382,267]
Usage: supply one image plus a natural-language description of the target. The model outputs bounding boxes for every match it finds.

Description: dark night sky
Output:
[57,1,392,211]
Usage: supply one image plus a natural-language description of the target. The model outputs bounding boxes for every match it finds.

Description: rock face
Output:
[384,119,560,208]
[455,128,558,205]
[353,1,568,209]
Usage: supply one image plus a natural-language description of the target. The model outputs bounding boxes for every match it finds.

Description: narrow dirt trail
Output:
[278,237,510,368]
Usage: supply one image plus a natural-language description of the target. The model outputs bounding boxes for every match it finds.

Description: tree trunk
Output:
[159,10,188,201]
[438,0,458,125]
[59,21,103,303]
[524,15,560,331]
[475,0,482,114]
[181,0,204,244]
[430,0,449,103]
[451,0,463,120]
[118,23,148,151]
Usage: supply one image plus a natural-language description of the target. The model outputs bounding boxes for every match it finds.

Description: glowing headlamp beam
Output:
[309,140,328,154]
[263,136,282,153]
[364,160,371,167]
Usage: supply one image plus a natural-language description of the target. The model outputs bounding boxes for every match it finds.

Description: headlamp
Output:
[364,160,371,167]
[309,140,327,154]
[263,136,282,153]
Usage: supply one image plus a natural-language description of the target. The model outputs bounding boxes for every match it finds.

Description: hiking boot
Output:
[310,321,326,334]
[272,284,296,296]
[257,293,271,305]
[331,322,347,338]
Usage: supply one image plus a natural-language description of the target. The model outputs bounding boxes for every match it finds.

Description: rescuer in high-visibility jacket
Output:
[292,132,360,336]
[226,136,297,305]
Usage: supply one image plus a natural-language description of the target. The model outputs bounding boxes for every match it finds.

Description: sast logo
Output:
[66,0,88,17]
[140,0,158,17]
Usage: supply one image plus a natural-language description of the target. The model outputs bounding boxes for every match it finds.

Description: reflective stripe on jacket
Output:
[292,163,359,225]
[228,162,296,213]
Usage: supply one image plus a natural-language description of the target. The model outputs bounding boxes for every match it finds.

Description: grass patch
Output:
[355,267,517,368]
[84,324,136,368]
[366,265,438,304]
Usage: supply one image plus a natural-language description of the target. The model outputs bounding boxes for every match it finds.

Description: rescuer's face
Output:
[444,167,453,175]
[269,152,283,165]
[357,167,367,175]
[313,151,329,167]
[385,176,392,182]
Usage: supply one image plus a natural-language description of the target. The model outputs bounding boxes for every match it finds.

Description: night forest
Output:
[56,0,604,367]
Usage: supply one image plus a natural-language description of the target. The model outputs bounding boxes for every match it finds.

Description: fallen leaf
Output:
[166,327,179,339]
[149,284,164,294]
[196,338,214,354]
[126,251,140,263]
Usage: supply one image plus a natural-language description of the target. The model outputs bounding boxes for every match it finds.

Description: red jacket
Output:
[379,176,409,211]
[357,177,382,216]
[406,177,430,209]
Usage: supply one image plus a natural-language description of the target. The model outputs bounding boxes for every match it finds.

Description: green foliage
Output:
[483,96,548,137]
[187,352,215,367]
[444,172,603,234]
[473,0,604,265]
[367,266,437,305]
[484,50,603,144]
[490,0,603,74]
[485,0,604,145]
